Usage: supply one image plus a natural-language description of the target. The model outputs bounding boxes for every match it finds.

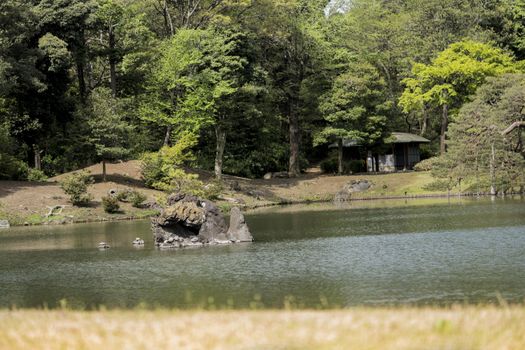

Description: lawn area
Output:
[1,306,523,350]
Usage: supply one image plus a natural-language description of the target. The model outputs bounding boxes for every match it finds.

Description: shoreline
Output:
[3,191,523,228]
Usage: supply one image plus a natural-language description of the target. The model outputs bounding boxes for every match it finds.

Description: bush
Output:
[129,191,147,208]
[320,157,365,174]
[346,160,366,174]
[60,170,94,206]
[141,144,208,197]
[140,151,164,188]
[115,189,132,202]
[203,180,224,200]
[320,157,338,174]
[0,154,29,180]
[414,157,438,172]
[27,168,48,182]
[102,196,120,213]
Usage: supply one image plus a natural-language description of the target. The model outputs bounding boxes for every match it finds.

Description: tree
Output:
[317,61,387,174]
[399,40,517,155]
[141,28,249,179]
[444,74,525,194]
[87,87,132,181]
[253,0,329,177]
[35,0,96,102]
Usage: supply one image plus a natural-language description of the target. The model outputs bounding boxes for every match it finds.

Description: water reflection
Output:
[0,197,524,309]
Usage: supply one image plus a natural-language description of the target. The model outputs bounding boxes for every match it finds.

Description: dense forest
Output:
[1,0,524,194]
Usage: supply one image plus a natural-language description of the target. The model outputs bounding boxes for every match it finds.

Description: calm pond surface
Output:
[0,197,524,309]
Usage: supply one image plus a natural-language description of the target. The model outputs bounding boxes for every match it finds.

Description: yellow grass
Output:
[1,306,524,350]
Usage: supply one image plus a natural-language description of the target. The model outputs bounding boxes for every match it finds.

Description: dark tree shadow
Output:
[0,180,58,199]
[91,174,146,188]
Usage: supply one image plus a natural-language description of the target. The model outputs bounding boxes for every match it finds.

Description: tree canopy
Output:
[0,0,523,188]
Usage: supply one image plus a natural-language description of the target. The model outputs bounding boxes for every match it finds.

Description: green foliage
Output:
[101,195,120,213]
[140,132,197,188]
[38,33,70,73]
[441,74,525,194]
[27,169,48,182]
[60,171,94,206]
[320,156,365,174]
[317,60,388,165]
[400,41,517,135]
[139,132,220,197]
[0,154,28,180]
[87,87,132,162]
[115,189,147,207]
[1,0,524,184]
[129,191,147,208]
[203,180,224,200]
[0,123,29,180]
[413,157,438,172]
[115,189,131,202]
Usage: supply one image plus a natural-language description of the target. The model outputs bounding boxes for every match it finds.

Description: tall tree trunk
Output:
[76,60,86,103]
[440,103,449,155]
[75,28,87,103]
[163,0,174,36]
[33,145,42,171]
[490,142,496,195]
[108,27,117,98]
[163,125,172,146]
[214,125,226,180]
[337,138,343,175]
[420,106,428,136]
[102,159,107,182]
[288,109,300,177]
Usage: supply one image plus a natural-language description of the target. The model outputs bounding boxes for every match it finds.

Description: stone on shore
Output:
[0,220,10,229]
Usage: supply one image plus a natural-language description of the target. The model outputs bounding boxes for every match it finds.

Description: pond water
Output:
[0,197,524,309]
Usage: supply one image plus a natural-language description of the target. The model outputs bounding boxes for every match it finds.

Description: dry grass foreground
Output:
[1,306,524,350]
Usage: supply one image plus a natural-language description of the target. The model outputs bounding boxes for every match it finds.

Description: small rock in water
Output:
[0,220,10,229]
[98,242,110,249]
[132,237,145,245]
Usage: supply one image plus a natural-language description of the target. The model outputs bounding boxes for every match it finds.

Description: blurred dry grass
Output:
[1,306,524,350]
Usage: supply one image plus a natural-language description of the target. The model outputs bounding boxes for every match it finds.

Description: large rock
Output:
[334,189,351,202]
[227,207,253,242]
[0,220,10,229]
[152,193,251,248]
[344,179,371,193]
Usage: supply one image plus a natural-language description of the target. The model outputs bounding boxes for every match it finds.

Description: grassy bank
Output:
[0,161,450,227]
[1,306,524,349]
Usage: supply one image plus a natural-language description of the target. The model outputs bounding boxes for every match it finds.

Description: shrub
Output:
[60,170,94,206]
[346,160,365,174]
[129,191,147,208]
[320,157,365,174]
[102,196,120,213]
[203,180,224,200]
[0,154,29,180]
[140,151,165,188]
[414,157,438,172]
[151,168,206,196]
[320,157,338,174]
[115,189,132,202]
[27,168,48,182]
